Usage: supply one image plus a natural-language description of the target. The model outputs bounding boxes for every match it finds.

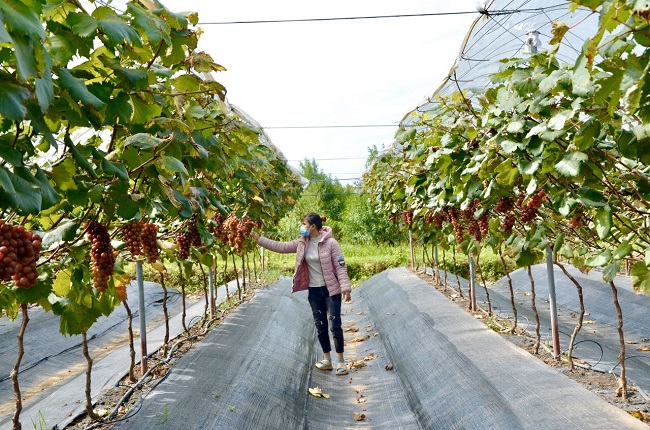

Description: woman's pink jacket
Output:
[256,226,351,296]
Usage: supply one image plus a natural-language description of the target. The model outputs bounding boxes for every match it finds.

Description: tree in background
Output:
[275,158,403,245]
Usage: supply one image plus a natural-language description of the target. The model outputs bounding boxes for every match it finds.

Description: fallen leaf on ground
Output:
[353,335,371,343]
[524,292,531,296]
[308,387,331,399]
[385,362,394,371]
[345,326,360,332]
[626,340,638,345]
[570,313,577,318]
[350,360,367,369]
[615,378,625,397]
[583,320,596,324]
[643,338,649,342]
[357,394,367,404]
[637,344,650,352]
[353,412,366,421]
[628,410,646,420]
[357,312,365,316]
[364,353,376,361]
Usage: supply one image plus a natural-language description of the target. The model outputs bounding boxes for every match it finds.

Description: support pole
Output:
[433,245,440,285]
[136,261,148,373]
[261,247,265,273]
[468,252,477,311]
[209,267,215,318]
[409,229,415,269]
[546,246,561,358]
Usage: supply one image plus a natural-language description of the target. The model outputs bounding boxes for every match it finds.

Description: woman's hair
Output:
[303,212,326,229]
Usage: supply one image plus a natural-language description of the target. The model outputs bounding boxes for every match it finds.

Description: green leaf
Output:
[0,166,41,214]
[594,205,612,239]
[64,134,98,179]
[96,13,142,48]
[67,12,98,37]
[495,159,519,186]
[602,261,620,283]
[506,120,525,134]
[0,138,23,166]
[130,94,162,124]
[100,159,129,180]
[574,121,600,151]
[586,249,611,267]
[51,158,77,191]
[41,219,79,249]
[10,33,37,81]
[577,187,606,207]
[572,54,592,96]
[14,165,59,209]
[53,270,72,296]
[35,61,54,112]
[646,246,650,267]
[613,242,633,260]
[516,251,539,268]
[127,3,169,45]
[0,74,30,120]
[553,233,564,255]
[57,68,105,109]
[0,0,46,39]
[159,156,188,175]
[125,133,162,149]
[548,110,573,131]
[555,151,588,177]
[630,261,650,293]
[104,91,133,125]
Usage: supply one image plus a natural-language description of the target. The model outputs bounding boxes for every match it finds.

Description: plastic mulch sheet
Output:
[448,263,650,397]
[0,281,203,429]
[113,269,646,429]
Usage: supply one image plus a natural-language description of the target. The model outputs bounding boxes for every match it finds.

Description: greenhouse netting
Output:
[400,0,599,127]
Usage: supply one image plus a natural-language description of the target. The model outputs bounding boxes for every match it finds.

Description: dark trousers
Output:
[307,286,344,354]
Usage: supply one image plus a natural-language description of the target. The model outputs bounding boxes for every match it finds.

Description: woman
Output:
[252,212,352,375]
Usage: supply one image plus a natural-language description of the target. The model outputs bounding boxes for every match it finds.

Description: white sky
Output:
[161,0,480,182]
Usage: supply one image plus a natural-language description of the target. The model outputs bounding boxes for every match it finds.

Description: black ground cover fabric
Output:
[452,263,650,396]
[114,270,647,429]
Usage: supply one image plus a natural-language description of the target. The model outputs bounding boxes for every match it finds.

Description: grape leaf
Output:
[594,205,612,239]
[57,67,105,109]
[555,151,588,177]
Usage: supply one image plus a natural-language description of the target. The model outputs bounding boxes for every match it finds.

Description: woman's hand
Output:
[342,291,351,303]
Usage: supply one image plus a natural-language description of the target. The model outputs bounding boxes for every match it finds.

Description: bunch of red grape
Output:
[495,197,515,214]
[222,215,257,254]
[401,210,414,227]
[86,221,115,292]
[462,199,480,222]
[468,220,482,242]
[388,213,398,225]
[478,211,490,236]
[448,207,465,243]
[0,221,42,288]
[122,221,143,256]
[141,223,159,263]
[212,214,229,244]
[569,211,583,229]
[521,189,547,223]
[425,210,444,229]
[175,231,192,260]
[188,214,201,247]
[501,214,516,235]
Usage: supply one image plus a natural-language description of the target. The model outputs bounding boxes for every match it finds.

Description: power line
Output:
[198,11,479,25]
[263,124,398,129]
[287,157,367,161]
